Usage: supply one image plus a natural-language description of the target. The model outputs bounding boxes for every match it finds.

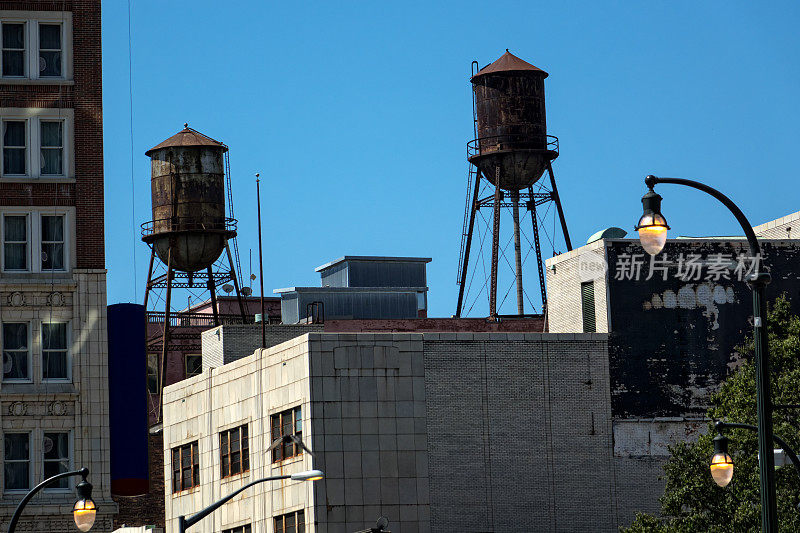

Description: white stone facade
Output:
[0,270,115,530]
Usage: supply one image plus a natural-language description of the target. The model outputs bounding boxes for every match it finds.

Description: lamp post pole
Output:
[639,175,777,532]
[8,467,96,533]
[177,469,323,533]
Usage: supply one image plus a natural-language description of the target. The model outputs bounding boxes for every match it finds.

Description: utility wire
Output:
[128,0,138,301]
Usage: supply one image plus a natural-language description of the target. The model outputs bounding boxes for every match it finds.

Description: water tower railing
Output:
[140,217,238,238]
[467,134,558,159]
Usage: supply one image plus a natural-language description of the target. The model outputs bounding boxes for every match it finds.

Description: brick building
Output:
[0,1,114,530]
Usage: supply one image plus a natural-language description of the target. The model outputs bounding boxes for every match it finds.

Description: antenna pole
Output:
[256,175,266,349]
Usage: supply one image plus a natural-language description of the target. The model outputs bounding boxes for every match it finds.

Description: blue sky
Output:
[102,1,800,317]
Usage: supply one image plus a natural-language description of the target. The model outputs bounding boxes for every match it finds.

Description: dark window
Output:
[222,525,252,533]
[43,432,69,489]
[2,23,25,77]
[3,215,27,270]
[42,322,68,380]
[185,354,202,378]
[581,281,596,333]
[3,120,26,175]
[38,24,61,77]
[274,510,305,533]
[2,323,29,380]
[171,441,199,493]
[40,121,63,175]
[41,215,64,270]
[220,424,249,478]
[271,406,302,463]
[3,433,30,490]
[146,353,159,393]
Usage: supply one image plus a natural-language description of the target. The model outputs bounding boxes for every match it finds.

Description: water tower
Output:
[456,51,572,318]
[141,125,246,416]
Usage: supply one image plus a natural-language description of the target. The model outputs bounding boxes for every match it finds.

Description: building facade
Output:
[164,331,614,533]
[0,1,114,530]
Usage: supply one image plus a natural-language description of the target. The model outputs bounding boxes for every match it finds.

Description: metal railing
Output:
[141,217,237,238]
[146,311,254,327]
[467,134,559,159]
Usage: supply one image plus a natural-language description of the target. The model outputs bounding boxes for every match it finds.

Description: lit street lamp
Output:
[710,421,800,511]
[635,175,777,532]
[8,467,97,533]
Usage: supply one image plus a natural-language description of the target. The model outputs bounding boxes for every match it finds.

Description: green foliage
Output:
[623,295,800,532]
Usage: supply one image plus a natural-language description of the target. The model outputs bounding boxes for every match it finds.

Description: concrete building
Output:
[0,1,115,530]
[164,330,612,533]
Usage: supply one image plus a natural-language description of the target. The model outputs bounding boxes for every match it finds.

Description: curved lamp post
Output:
[635,175,777,532]
[710,421,800,512]
[177,469,323,533]
[8,467,97,533]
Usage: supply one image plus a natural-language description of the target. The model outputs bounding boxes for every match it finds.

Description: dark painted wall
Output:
[607,239,800,418]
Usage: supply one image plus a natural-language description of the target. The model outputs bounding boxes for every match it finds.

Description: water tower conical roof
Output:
[145,124,228,156]
[471,50,548,81]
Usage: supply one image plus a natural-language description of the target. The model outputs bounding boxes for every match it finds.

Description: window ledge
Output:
[0,383,77,396]
[0,79,74,86]
[221,471,251,484]
[0,177,75,183]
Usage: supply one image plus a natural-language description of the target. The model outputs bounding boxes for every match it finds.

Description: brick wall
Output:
[201,324,324,369]
[112,432,166,530]
[754,211,799,239]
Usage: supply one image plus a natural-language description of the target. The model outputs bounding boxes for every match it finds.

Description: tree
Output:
[624,295,800,532]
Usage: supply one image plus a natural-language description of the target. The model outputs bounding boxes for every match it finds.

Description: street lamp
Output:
[8,467,97,533]
[635,175,777,532]
[178,434,323,533]
[177,470,324,533]
[710,421,800,508]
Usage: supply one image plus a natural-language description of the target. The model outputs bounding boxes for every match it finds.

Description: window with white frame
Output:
[1,22,25,77]
[3,432,30,491]
[0,113,70,178]
[3,214,28,271]
[2,322,29,381]
[41,214,64,270]
[42,322,68,380]
[0,17,70,80]
[2,211,69,273]
[3,119,26,175]
[40,120,62,175]
[43,432,69,489]
[37,24,61,78]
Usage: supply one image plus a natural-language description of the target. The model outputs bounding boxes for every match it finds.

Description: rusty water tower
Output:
[456,51,572,318]
[141,125,246,418]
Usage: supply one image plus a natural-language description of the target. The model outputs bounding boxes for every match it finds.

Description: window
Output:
[42,322,68,380]
[271,406,302,463]
[3,120,26,175]
[38,24,61,77]
[3,215,27,270]
[146,353,159,393]
[581,281,596,333]
[40,215,64,270]
[222,526,251,533]
[171,441,199,493]
[43,432,69,489]
[274,510,305,533]
[40,121,63,175]
[3,433,30,491]
[1,23,25,77]
[220,424,249,479]
[185,354,202,378]
[2,323,29,380]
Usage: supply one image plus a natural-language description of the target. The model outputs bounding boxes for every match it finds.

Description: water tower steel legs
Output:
[489,166,502,317]
[511,192,524,315]
[225,243,247,322]
[455,170,483,318]
[158,247,173,423]
[206,266,220,327]
[547,161,572,251]
[527,186,548,311]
